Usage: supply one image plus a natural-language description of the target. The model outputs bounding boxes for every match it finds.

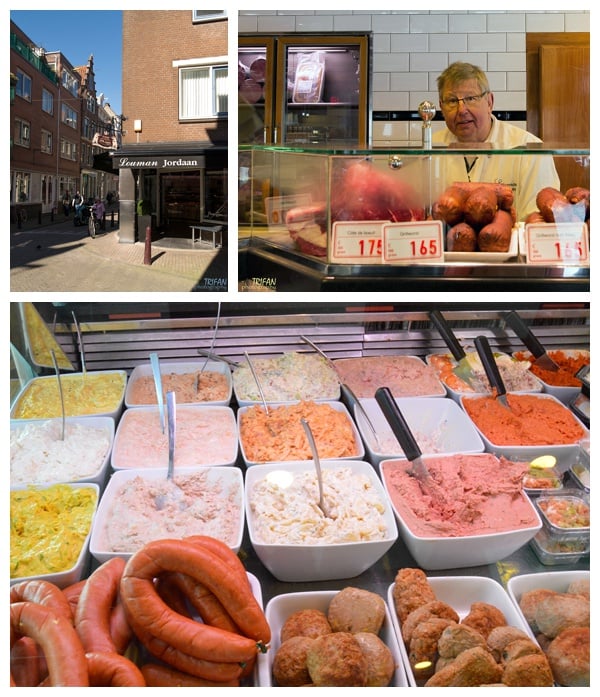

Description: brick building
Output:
[114,10,228,243]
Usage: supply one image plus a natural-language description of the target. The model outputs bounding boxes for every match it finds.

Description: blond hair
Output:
[437,62,490,98]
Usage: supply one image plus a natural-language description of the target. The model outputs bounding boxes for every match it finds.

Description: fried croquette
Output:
[401,600,460,644]
[353,632,396,686]
[424,646,503,687]
[461,602,507,639]
[327,587,386,635]
[518,588,559,634]
[280,608,332,643]
[486,625,534,662]
[500,638,544,664]
[546,626,590,687]
[534,593,590,639]
[392,568,437,624]
[501,653,554,687]
[437,623,487,658]
[306,632,368,686]
[408,618,457,681]
[272,636,315,686]
[566,578,590,600]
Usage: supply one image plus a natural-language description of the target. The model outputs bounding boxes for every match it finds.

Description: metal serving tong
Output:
[474,336,512,412]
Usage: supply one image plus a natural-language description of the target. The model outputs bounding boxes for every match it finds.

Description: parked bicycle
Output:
[87,207,100,238]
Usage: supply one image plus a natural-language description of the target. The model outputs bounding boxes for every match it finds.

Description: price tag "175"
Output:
[331,221,387,263]
[382,221,444,264]
[525,222,589,265]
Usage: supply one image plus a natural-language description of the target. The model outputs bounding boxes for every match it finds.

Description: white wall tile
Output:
[430,34,467,53]
[565,13,590,32]
[409,14,449,34]
[390,34,428,53]
[468,33,507,53]
[449,13,487,33]
[333,15,373,32]
[371,15,410,34]
[487,13,526,33]
[295,16,335,32]
[256,15,297,32]
[526,13,565,33]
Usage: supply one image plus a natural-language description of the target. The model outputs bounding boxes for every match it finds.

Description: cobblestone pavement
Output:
[10,213,229,293]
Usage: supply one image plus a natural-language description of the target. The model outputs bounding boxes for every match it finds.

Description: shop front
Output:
[112,143,227,243]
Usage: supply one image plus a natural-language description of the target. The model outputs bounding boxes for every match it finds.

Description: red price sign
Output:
[331,221,386,264]
[525,223,589,265]
[382,221,444,264]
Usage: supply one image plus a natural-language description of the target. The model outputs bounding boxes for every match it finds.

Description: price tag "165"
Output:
[525,222,589,265]
[382,221,444,264]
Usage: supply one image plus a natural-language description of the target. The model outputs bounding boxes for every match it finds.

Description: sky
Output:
[10,10,123,115]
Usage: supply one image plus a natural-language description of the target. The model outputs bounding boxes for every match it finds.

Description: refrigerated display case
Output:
[238,143,590,291]
[238,34,369,147]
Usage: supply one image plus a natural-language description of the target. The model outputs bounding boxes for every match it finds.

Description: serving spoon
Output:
[301,418,330,518]
[150,352,165,433]
[50,349,66,441]
[155,391,184,510]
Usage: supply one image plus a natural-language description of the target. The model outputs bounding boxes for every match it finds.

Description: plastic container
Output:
[530,527,589,565]
[534,489,590,536]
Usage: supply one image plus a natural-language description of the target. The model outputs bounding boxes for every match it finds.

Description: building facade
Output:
[115,10,228,243]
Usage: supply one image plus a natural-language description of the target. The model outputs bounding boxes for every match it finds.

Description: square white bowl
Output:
[388,575,535,686]
[460,392,590,472]
[238,400,364,467]
[10,482,100,589]
[257,590,408,687]
[124,360,232,407]
[90,466,245,563]
[353,396,484,466]
[10,416,114,487]
[379,454,542,570]
[10,370,127,421]
[111,404,238,469]
[245,459,398,582]
[512,349,590,404]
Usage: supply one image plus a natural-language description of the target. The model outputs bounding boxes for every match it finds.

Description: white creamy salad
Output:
[10,420,111,485]
[249,467,389,544]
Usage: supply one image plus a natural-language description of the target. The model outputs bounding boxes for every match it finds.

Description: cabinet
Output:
[238,143,590,292]
[238,34,369,146]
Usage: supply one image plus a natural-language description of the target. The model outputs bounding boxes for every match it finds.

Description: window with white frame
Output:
[42,88,54,114]
[61,103,78,129]
[192,10,226,23]
[60,137,77,161]
[178,61,228,120]
[15,69,32,101]
[41,129,53,154]
[14,118,31,147]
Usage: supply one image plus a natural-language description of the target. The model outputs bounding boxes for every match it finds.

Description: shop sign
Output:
[114,155,205,169]
[93,133,119,150]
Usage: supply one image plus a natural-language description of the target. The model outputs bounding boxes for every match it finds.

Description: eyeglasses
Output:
[441,91,489,110]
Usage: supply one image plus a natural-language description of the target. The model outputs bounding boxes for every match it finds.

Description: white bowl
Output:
[111,404,238,469]
[90,466,245,563]
[245,459,398,582]
[257,589,408,687]
[379,454,542,570]
[388,575,535,686]
[460,392,589,472]
[238,400,364,467]
[10,416,114,487]
[353,396,484,466]
[233,352,340,406]
[332,355,446,398]
[10,482,99,589]
[124,360,232,407]
[512,349,590,404]
[10,370,127,421]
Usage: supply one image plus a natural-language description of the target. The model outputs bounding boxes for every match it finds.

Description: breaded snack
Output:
[401,600,460,644]
[408,617,457,681]
[327,587,386,635]
[272,636,315,686]
[500,638,544,664]
[306,632,368,686]
[566,578,590,600]
[486,625,533,662]
[534,593,590,638]
[461,602,507,640]
[437,623,487,659]
[353,632,396,686]
[280,608,332,643]
[501,653,554,687]
[392,568,437,624]
[546,626,590,686]
[425,646,502,687]
[518,588,559,634]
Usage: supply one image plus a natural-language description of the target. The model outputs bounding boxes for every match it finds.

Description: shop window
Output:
[179,64,228,119]
[15,172,31,202]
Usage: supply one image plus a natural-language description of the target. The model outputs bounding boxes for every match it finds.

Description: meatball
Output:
[425,646,502,687]
[272,636,314,687]
[408,617,457,681]
[534,593,590,639]
[392,568,437,624]
[500,638,544,664]
[280,608,332,643]
[437,623,487,659]
[566,578,590,601]
[327,587,386,635]
[353,632,396,686]
[401,600,459,644]
[306,632,368,686]
[518,588,559,634]
[546,627,590,686]
[486,625,533,662]
[461,602,507,640]
[501,653,554,687]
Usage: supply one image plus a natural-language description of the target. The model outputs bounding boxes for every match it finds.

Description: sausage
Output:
[477,209,513,252]
[10,601,89,686]
[433,185,469,226]
[141,662,240,687]
[121,538,270,648]
[62,579,87,618]
[86,651,146,686]
[463,186,498,228]
[10,636,43,687]
[75,556,126,654]
[524,210,546,225]
[536,187,569,223]
[452,181,514,211]
[446,222,477,252]
[109,594,134,655]
[565,186,590,219]
[156,571,193,617]
[10,579,74,623]
[170,571,241,633]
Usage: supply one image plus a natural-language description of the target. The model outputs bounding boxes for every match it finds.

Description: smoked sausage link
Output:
[141,662,240,687]
[446,222,477,252]
[86,651,146,687]
[463,186,498,228]
[10,579,74,623]
[477,209,513,252]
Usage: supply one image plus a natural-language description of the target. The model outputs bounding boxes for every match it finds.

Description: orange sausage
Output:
[75,556,126,654]
[170,571,240,633]
[62,579,87,618]
[86,651,146,686]
[10,636,43,687]
[10,601,89,686]
[155,571,193,617]
[109,594,134,654]
[463,185,498,228]
[10,579,74,623]
[452,181,514,210]
[477,208,513,252]
[433,185,469,226]
[536,186,568,222]
[141,662,240,687]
